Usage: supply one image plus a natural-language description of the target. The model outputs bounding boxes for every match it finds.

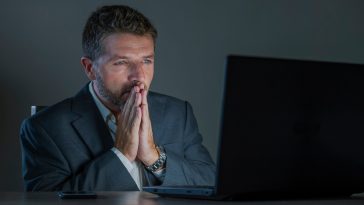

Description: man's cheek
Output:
[121,92,131,101]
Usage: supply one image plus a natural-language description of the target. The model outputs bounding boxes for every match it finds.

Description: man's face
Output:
[92,33,154,108]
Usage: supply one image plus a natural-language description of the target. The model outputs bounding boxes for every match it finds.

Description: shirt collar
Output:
[88,82,116,124]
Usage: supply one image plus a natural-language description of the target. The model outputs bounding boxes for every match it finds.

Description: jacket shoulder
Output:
[29,98,74,122]
[149,91,186,107]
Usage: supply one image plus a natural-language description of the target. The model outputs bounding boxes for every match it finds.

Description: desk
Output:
[0,192,364,205]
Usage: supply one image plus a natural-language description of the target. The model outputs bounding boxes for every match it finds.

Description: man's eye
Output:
[114,61,127,66]
[143,59,153,64]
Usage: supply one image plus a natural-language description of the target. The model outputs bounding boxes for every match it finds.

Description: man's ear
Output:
[81,57,96,80]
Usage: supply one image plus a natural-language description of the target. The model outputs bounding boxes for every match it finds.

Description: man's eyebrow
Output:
[143,55,154,59]
[107,54,154,62]
[109,55,128,61]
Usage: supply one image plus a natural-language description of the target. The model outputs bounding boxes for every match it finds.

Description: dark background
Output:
[0,0,363,191]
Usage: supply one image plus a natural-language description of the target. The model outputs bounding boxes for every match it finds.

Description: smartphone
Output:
[58,191,97,199]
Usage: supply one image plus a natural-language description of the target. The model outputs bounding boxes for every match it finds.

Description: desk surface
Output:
[1,192,364,205]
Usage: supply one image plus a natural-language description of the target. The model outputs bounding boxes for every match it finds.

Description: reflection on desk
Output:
[0,191,364,205]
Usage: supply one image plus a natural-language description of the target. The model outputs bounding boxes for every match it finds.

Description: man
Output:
[20,5,215,191]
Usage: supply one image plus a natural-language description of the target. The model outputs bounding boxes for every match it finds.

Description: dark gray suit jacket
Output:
[20,84,215,191]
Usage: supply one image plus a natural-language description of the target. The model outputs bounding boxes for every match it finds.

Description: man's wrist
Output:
[141,146,159,166]
[145,145,167,173]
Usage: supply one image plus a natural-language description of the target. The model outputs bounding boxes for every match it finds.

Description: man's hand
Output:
[137,87,159,166]
[114,86,142,162]
[114,84,159,165]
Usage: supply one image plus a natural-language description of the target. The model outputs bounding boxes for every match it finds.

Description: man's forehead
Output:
[102,33,154,46]
[102,34,153,49]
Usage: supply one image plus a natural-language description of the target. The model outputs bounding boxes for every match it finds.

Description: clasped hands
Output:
[114,83,159,166]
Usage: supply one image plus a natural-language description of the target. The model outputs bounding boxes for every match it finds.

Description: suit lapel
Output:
[70,84,114,157]
[148,92,166,144]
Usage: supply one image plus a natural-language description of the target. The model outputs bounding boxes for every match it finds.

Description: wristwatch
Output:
[145,146,167,173]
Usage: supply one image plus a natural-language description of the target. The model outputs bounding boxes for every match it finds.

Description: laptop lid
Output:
[215,55,364,198]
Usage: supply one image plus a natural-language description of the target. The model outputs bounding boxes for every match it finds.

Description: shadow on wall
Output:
[0,80,32,191]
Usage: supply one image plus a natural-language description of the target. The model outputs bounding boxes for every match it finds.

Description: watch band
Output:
[145,146,167,173]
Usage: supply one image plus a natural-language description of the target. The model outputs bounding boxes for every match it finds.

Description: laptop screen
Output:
[216,55,364,197]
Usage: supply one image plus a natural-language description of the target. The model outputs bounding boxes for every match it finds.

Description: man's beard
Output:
[94,74,127,107]
[94,73,147,108]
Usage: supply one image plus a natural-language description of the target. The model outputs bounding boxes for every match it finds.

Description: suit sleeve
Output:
[19,119,138,191]
[161,102,216,186]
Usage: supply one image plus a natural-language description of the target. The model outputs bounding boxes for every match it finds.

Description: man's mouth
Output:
[120,84,147,101]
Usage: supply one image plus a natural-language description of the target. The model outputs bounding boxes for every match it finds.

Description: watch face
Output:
[146,147,166,172]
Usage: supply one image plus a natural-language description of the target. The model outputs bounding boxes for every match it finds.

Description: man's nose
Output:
[128,63,145,82]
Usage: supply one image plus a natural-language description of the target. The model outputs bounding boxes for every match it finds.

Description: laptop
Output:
[143,55,364,200]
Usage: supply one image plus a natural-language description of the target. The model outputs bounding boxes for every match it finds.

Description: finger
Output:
[129,105,142,153]
[132,107,142,133]
[121,86,135,112]
[128,92,142,127]
[139,83,145,91]
[140,89,150,129]
[134,85,140,93]
[141,87,148,106]
[141,88,149,116]
[121,86,137,121]
[135,90,142,106]
[124,91,139,130]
